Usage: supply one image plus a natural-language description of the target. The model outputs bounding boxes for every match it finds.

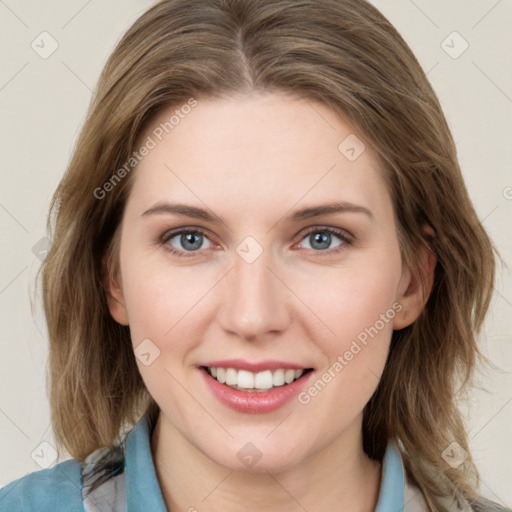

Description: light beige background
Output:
[0,0,510,506]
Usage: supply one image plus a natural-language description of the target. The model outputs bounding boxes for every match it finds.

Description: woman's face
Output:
[107,91,418,472]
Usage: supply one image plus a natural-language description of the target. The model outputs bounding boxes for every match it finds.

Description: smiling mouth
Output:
[202,366,314,392]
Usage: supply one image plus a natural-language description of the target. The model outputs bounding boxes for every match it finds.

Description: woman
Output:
[0,0,509,510]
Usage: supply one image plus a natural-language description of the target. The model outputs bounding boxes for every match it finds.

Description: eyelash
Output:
[158,226,353,259]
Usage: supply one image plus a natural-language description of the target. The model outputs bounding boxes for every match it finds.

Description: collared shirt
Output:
[0,414,428,511]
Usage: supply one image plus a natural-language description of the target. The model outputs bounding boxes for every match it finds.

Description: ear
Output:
[393,226,436,330]
[102,252,129,326]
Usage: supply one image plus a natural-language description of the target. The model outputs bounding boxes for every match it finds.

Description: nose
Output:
[217,245,292,342]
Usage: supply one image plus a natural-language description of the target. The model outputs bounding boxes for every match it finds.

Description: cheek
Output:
[294,250,401,405]
[119,256,216,413]
[119,258,204,421]
[296,254,402,351]
[312,283,396,388]
[120,253,211,344]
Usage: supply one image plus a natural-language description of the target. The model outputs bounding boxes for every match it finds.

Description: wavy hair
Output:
[40,0,505,510]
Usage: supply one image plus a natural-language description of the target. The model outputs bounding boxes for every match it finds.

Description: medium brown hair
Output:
[40,0,505,510]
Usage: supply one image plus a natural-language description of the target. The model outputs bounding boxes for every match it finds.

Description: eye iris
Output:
[181,232,203,251]
[310,232,331,250]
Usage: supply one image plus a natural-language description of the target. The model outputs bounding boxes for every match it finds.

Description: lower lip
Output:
[200,368,313,414]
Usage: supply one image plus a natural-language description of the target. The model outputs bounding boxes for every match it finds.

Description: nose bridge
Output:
[218,238,290,340]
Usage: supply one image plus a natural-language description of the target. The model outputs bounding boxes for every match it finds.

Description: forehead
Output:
[127,92,390,221]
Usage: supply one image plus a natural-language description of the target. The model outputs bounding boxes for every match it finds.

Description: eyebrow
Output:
[141,201,373,223]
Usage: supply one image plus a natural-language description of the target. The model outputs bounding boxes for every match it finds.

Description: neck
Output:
[151,413,382,512]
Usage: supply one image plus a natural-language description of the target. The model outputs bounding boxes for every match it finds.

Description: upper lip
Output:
[201,359,312,372]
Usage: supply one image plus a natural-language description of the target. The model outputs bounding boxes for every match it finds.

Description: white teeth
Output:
[225,368,238,386]
[272,369,285,386]
[254,370,273,389]
[207,366,308,390]
[216,367,226,384]
[284,369,295,384]
[237,370,255,389]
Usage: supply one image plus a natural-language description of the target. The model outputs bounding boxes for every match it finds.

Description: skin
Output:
[106,91,432,512]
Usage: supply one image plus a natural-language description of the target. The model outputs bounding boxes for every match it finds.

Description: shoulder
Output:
[404,472,429,512]
[0,459,84,512]
[402,467,510,512]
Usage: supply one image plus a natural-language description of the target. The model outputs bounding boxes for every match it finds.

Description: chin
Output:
[203,437,308,474]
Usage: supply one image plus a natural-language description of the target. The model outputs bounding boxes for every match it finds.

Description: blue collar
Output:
[125,415,168,511]
[125,415,405,511]
[374,441,405,511]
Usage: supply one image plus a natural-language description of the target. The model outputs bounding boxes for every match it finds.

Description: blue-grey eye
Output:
[168,231,212,252]
[301,230,343,251]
